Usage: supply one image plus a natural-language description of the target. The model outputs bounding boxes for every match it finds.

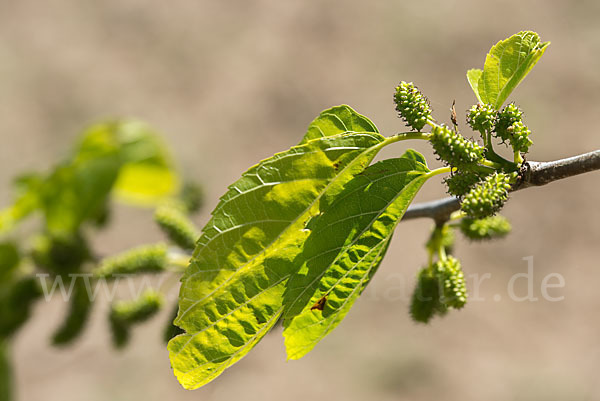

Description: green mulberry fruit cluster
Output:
[94,243,168,278]
[394,81,432,131]
[506,121,533,154]
[495,103,532,153]
[467,103,496,133]
[410,267,447,323]
[434,256,467,309]
[495,103,523,139]
[154,203,200,251]
[444,170,489,197]
[410,257,468,323]
[430,124,484,168]
[461,172,512,219]
[109,290,164,348]
[460,215,512,240]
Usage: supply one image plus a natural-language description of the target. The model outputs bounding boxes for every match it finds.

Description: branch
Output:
[404,149,600,224]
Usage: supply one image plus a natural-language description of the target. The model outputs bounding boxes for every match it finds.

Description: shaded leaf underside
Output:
[282,152,432,359]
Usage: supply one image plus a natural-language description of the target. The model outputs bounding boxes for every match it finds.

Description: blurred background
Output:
[1,0,600,400]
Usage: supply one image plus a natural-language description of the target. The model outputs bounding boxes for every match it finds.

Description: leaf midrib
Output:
[176,132,388,325]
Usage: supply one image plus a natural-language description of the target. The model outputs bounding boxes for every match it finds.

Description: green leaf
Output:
[282,152,432,359]
[0,342,11,401]
[77,121,181,206]
[169,109,387,389]
[478,31,549,109]
[0,243,20,282]
[299,105,378,144]
[0,175,43,233]
[466,68,483,103]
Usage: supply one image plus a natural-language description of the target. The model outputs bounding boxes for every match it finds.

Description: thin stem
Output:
[403,149,600,223]
[387,131,432,143]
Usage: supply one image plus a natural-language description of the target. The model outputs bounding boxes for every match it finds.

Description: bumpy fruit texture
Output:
[109,290,164,348]
[94,243,168,278]
[154,203,200,251]
[444,170,488,197]
[434,256,467,309]
[506,121,533,153]
[495,103,523,139]
[394,81,432,131]
[461,172,512,219]
[467,103,496,133]
[460,215,512,240]
[410,267,447,323]
[430,125,484,168]
[495,103,533,153]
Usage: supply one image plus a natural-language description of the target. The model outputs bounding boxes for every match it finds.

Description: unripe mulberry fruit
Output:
[506,121,533,154]
[430,124,484,168]
[94,243,168,279]
[460,215,512,241]
[154,204,200,251]
[394,81,432,131]
[444,170,488,197]
[467,103,496,133]
[434,256,467,309]
[410,267,447,323]
[109,289,164,348]
[495,103,523,141]
[461,172,512,219]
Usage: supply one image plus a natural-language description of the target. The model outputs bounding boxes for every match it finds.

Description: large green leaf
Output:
[478,31,549,109]
[299,105,378,144]
[282,151,432,359]
[169,107,387,389]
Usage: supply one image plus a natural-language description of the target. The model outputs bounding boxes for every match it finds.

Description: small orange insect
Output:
[310,295,327,311]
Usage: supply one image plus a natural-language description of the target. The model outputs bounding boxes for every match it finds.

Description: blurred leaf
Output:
[0,175,43,233]
[107,121,181,206]
[41,159,120,234]
[169,106,386,390]
[0,277,42,340]
[0,243,20,282]
[283,153,432,359]
[114,163,179,206]
[52,279,93,346]
[478,31,549,109]
[0,341,11,401]
[31,233,90,275]
[466,68,483,103]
